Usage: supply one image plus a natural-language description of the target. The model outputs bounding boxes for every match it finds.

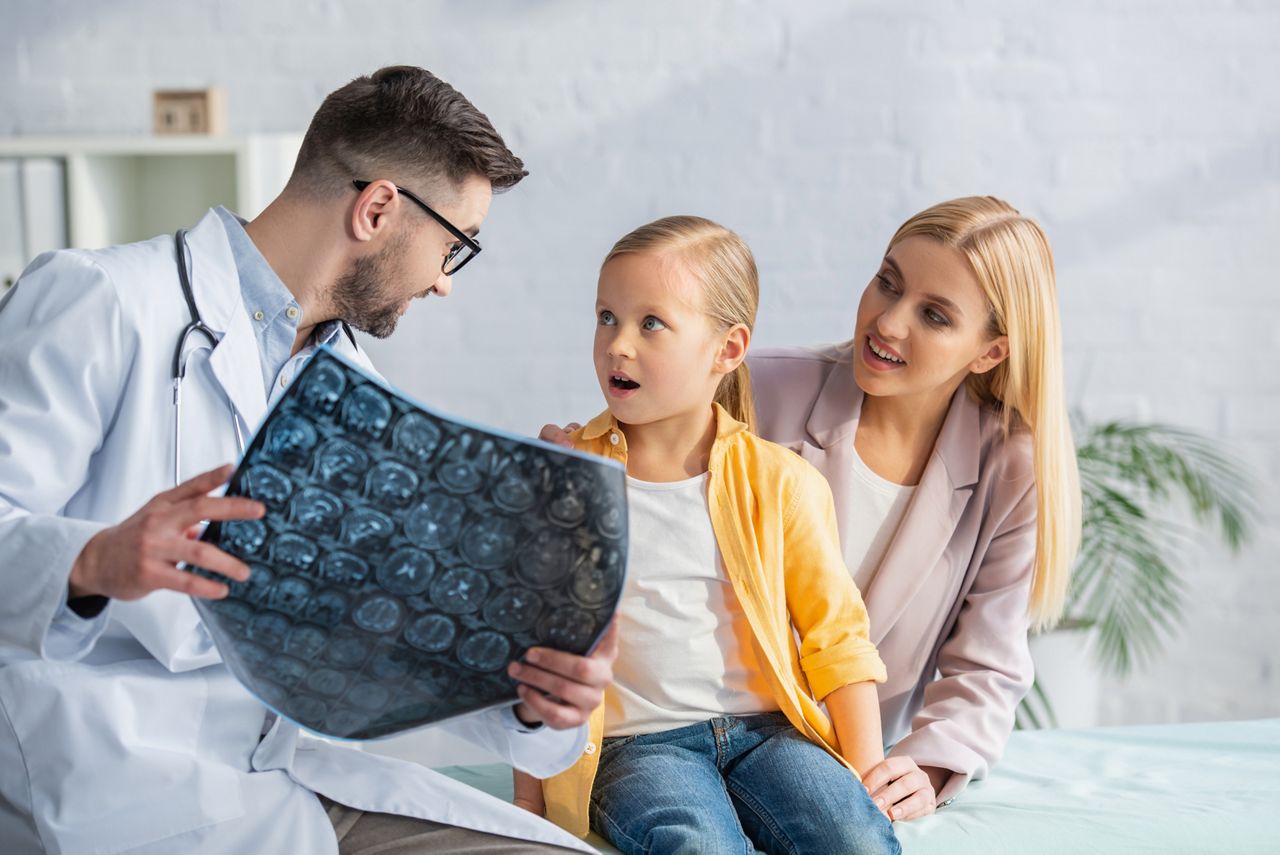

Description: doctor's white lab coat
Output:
[0,210,593,854]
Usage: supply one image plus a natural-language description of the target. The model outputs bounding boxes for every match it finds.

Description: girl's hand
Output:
[862,756,946,822]
[537,422,580,449]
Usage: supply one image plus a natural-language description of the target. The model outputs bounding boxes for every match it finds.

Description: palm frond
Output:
[1067,419,1259,676]
[1015,675,1059,730]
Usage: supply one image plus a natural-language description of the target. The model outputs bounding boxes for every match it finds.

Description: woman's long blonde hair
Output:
[888,197,1082,631]
[603,216,759,432]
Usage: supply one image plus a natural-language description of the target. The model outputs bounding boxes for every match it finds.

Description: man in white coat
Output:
[0,66,614,854]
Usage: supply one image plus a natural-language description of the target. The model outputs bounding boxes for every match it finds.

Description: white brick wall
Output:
[3,0,1277,726]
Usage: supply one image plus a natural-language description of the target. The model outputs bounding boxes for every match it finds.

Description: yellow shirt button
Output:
[253,310,265,321]
[584,741,597,755]
[609,432,620,446]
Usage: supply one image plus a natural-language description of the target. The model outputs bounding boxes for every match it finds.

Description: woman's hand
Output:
[862,756,947,822]
[537,422,580,449]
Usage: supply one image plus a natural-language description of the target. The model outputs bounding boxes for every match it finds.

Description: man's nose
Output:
[432,271,452,298]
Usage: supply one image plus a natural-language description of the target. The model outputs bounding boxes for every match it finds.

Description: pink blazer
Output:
[748,340,1036,802]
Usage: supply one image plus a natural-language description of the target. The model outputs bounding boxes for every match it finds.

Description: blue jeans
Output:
[589,713,900,855]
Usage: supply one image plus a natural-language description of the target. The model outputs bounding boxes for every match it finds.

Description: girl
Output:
[747,196,1082,821]
[512,216,899,855]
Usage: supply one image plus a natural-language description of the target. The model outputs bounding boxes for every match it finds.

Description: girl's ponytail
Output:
[714,362,756,434]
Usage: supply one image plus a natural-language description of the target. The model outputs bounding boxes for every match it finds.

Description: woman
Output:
[747,195,1081,821]
[540,195,1081,824]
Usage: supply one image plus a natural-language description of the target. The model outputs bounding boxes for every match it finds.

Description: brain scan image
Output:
[393,412,443,466]
[244,465,293,507]
[313,438,369,492]
[341,385,393,440]
[193,348,626,740]
[403,495,466,551]
[263,413,318,466]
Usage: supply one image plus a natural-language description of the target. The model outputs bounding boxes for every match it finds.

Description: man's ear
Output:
[714,324,751,377]
[970,334,1010,375]
[350,180,399,242]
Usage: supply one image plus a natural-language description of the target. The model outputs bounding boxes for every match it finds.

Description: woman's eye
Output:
[876,274,898,294]
[598,310,616,325]
[925,308,950,326]
[641,316,667,331]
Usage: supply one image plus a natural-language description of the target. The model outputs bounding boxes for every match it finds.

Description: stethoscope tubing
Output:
[171,229,245,487]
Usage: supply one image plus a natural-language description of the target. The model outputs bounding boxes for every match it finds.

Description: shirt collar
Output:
[581,403,747,444]
[214,206,300,329]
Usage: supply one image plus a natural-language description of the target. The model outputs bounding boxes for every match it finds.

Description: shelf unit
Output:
[0,134,302,290]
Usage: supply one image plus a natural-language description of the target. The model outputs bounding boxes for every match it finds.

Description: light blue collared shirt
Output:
[214,207,344,403]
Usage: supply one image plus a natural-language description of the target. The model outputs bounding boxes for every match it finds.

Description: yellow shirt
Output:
[542,404,888,837]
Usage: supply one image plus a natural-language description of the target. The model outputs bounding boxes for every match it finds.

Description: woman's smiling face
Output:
[853,235,1009,405]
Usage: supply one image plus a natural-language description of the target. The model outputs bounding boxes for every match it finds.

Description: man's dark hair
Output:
[290,66,527,200]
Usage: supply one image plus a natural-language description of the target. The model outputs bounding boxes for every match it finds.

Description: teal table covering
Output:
[434,718,1280,854]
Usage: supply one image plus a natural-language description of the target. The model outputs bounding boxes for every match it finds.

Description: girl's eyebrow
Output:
[884,255,964,316]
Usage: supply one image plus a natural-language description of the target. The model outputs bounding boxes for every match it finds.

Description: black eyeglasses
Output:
[352,179,482,275]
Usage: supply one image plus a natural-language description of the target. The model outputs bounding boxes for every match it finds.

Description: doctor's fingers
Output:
[159,538,253,585]
[163,495,266,529]
[160,463,236,502]
[144,560,235,600]
[513,683,593,730]
[520,640,615,693]
[507,660,607,718]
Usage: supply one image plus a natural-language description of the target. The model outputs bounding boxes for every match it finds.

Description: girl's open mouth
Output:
[609,374,640,390]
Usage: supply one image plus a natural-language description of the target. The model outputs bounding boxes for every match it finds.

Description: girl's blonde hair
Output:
[888,196,1082,631]
[604,216,759,432]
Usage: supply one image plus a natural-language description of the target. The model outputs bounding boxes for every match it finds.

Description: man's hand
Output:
[507,620,618,729]
[537,422,580,449]
[68,464,265,602]
[862,755,947,822]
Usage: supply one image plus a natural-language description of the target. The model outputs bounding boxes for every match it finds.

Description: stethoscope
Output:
[170,228,354,486]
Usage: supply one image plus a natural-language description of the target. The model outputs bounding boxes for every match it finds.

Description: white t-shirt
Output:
[844,444,917,592]
[603,473,778,737]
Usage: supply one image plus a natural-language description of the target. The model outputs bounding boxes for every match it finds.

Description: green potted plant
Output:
[1018,420,1259,729]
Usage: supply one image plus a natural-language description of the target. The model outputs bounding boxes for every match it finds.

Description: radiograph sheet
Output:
[191,347,627,740]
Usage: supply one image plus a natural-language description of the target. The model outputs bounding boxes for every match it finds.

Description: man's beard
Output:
[330,236,410,340]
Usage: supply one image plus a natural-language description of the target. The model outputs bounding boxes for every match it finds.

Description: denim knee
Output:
[826,811,901,855]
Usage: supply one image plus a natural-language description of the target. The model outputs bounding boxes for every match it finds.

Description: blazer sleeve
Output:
[783,463,887,699]
[888,475,1037,803]
[0,251,131,660]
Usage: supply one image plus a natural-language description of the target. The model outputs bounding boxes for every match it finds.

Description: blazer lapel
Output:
[862,388,981,643]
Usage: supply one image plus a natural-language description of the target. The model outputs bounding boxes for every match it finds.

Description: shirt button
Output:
[286,306,299,320]
[279,376,288,389]
[584,741,597,755]
[253,310,265,321]
[609,432,620,446]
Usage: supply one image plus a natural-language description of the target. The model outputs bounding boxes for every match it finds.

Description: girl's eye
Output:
[876,274,898,295]
[641,316,667,331]
[598,310,616,325]
[924,307,950,327]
